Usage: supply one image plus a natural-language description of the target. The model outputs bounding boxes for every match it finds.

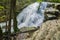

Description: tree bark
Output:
[11,0,18,33]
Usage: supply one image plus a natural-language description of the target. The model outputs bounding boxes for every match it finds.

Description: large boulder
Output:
[25,19,60,40]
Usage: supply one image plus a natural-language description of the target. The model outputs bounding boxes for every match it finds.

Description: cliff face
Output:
[25,19,60,40]
[25,3,60,40]
[16,2,60,40]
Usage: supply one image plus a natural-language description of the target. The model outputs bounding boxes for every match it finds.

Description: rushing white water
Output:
[17,2,48,28]
[0,2,48,32]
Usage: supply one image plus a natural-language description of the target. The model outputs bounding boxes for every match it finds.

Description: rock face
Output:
[25,19,60,40]
[13,2,60,40]
[44,3,60,20]
[24,3,60,40]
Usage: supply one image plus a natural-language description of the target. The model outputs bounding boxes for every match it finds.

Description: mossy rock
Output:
[20,27,38,32]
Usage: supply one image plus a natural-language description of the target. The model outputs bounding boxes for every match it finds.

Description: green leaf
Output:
[0,6,4,9]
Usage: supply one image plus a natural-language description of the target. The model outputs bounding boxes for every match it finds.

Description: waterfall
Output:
[17,2,48,28]
[0,2,48,32]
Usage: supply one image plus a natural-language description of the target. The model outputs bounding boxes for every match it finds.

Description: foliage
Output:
[36,0,60,2]
[46,0,60,3]
[0,6,4,10]
[37,0,43,2]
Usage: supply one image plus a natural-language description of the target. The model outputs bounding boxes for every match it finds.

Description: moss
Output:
[37,0,43,2]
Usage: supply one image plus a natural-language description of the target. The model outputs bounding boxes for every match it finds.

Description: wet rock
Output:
[20,27,38,32]
[56,5,60,11]
[45,9,60,20]
[47,4,55,8]
[45,4,60,20]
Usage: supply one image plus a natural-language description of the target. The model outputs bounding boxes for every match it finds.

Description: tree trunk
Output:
[11,0,18,33]
[0,27,3,40]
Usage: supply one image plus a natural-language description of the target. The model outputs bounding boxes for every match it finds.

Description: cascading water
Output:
[17,2,48,28]
[0,2,48,32]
